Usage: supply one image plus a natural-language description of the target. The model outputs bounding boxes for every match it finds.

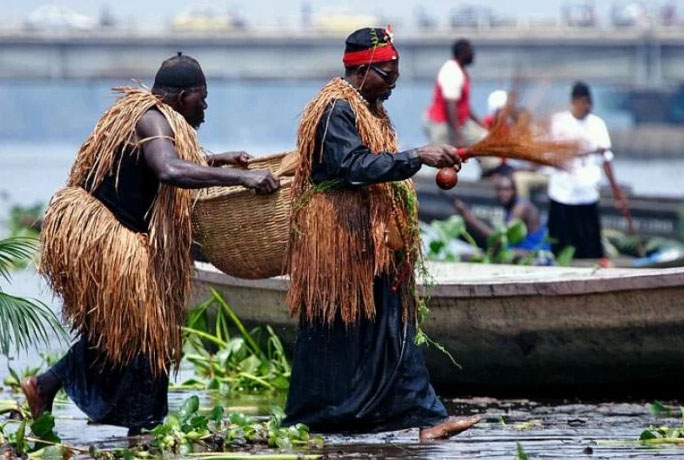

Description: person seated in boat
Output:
[453,174,550,253]
[285,26,480,442]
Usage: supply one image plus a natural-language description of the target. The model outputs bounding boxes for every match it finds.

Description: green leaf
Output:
[312,434,325,448]
[164,414,181,431]
[239,355,261,374]
[31,413,59,441]
[640,429,658,440]
[3,376,19,387]
[506,219,528,245]
[651,401,673,417]
[15,418,27,455]
[555,246,576,266]
[270,376,290,390]
[228,412,251,427]
[209,406,224,424]
[428,240,445,255]
[274,433,293,449]
[495,248,516,264]
[515,442,530,460]
[8,365,20,384]
[269,406,286,427]
[190,415,208,431]
[179,396,200,421]
[121,448,135,460]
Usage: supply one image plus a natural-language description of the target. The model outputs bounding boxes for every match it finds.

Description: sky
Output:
[2,0,682,30]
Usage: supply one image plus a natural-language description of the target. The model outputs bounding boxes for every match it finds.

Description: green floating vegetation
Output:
[142,395,322,456]
[1,396,322,460]
[177,289,290,395]
[0,411,68,459]
[423,215,573,266]
[639,407,684,445]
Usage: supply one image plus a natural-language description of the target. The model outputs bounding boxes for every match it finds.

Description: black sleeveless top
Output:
[89,145,159,233]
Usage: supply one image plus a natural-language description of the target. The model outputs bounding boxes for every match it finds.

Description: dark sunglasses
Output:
[369,66,399,86]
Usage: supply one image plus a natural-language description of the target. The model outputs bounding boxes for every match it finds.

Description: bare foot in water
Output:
[20,377,54,419]
[419,414,482,442]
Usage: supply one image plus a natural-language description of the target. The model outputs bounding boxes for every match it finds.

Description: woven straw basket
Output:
[192,152,296,279]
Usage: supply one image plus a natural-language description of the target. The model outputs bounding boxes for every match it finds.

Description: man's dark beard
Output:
[378,89,393,101]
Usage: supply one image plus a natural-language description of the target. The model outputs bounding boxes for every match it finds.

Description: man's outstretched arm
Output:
[316,101,460,186]
[137,109,279,194]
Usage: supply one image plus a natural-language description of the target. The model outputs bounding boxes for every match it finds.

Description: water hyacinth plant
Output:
[179,290,291,394]
[0,396,322,460]
[147,395,321,455]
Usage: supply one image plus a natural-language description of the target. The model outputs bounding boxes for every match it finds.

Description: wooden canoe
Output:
[192,261,684,396]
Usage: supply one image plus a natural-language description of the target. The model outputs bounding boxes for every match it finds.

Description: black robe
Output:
[284,99,447,433]
[49,145,168,431]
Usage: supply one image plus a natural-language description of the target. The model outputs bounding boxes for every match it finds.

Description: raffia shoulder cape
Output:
[40,87,206,375]
[287,78,421,326]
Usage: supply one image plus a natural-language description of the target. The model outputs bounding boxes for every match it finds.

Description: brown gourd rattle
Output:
[435,148,469,190]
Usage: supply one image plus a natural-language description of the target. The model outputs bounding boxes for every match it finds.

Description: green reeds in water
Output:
[178,289,291,394]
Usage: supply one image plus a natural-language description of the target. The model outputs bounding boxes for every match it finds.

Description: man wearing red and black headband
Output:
[284,27,479,441]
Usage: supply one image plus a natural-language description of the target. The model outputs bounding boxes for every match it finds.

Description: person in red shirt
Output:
[424,39,501,176]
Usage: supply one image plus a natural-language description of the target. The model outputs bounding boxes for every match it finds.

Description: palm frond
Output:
[0,236,66,356]
[0,237,38,281]
[0,292,66,356]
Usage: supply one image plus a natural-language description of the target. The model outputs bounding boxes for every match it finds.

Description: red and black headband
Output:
[342,26,398,68]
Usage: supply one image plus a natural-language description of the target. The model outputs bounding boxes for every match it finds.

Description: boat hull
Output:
[192,262,684,395]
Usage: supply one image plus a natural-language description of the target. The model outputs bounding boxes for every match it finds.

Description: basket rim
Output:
[247,151,295,165]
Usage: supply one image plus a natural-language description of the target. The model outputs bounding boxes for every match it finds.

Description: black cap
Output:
[571,81,591,100]
[345,27,393,53]
[153,52,206,90]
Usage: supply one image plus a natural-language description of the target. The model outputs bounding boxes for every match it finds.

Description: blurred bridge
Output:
[1,27,684,86]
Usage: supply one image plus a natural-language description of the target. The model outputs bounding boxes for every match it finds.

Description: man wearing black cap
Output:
[285,27,479,441]
[22,53,279,435]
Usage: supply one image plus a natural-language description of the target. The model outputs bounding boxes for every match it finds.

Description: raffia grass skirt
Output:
[40,186,182,373]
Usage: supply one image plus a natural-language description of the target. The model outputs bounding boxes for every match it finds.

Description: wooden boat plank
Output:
[194,261,684,298]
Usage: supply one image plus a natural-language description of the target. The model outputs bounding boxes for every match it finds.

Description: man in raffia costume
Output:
[21,53,279,434]
[284,27,481,441]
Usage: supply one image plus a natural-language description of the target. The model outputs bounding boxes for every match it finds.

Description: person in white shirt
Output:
[547,81,628,260]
